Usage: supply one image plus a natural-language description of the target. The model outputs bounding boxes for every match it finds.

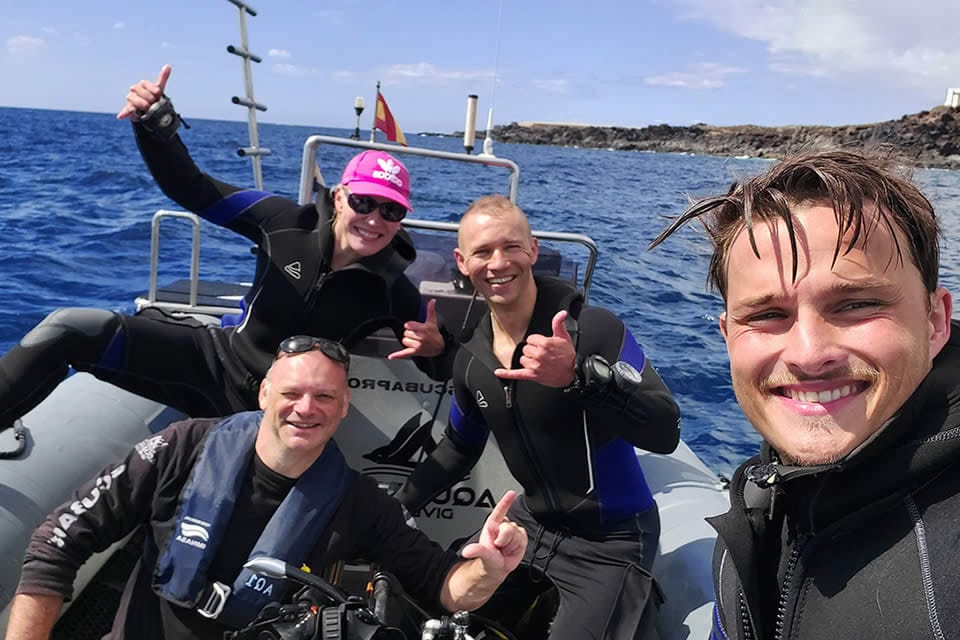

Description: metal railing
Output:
[297,135,521,206]
[403,219,598,302]
[147,210,201,308]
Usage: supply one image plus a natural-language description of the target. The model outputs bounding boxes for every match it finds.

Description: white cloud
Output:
[273,63,303,76]
[666,0,960,86]
[533,78,570,94]
[333,70,354,82]
[380,62,495,86]
[7,35,44,54]
[645,63,745,89]
[113,22,126,30]
[40,27,57,35]
[161,41,174,49]
[269,49,291,58]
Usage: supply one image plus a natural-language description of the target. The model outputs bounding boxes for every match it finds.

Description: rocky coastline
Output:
[479,106,960,169]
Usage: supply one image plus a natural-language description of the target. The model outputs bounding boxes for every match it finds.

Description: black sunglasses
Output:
[344,188,407,223]
[276,335,350,373]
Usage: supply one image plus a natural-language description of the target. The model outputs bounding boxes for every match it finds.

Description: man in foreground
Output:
[397,195,681,639]
[650,149,958,639]
[6,336,526,640]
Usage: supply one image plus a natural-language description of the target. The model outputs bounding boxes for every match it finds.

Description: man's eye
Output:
[840,299,881,312]
[747,310,786,323]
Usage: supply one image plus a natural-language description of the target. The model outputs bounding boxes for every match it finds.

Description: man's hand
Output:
[494,310,576,387]
[388,298,446,360]
[440,490,527,611]
[117,64,172,120]
[460,490,526,576]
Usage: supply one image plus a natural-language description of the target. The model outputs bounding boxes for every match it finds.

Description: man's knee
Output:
[20,308,121,349]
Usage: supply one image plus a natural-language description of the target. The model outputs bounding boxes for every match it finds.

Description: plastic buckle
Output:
[196,582,231,619]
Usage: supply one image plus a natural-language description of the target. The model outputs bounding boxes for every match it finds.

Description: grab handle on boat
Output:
[0,421,27,460]
[148,210,202,308]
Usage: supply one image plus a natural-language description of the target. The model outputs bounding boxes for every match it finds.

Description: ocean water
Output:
[3,106,960,476]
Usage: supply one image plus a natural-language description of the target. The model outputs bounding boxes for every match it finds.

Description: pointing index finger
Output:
[489,490,517,525]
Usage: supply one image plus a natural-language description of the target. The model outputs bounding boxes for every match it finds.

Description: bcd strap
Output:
[137,94,189,139]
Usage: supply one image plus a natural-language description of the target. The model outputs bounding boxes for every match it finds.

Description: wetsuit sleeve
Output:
[575,306,681,454]
[394,370,489,514]
[16,421,201,600]
[352,478,460,612]
[132,124,293,243]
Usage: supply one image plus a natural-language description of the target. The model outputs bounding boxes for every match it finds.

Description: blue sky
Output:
[3,0,959,132]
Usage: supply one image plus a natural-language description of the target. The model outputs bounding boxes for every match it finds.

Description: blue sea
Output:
[3,106,960,476]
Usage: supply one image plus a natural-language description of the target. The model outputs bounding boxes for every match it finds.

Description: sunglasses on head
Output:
[344,187,407,223]
[276,335,350,372]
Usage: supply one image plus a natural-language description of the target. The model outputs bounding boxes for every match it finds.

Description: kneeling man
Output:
[7,335,526,640]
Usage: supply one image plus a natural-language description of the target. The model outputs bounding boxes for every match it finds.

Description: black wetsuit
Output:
[0,124,450,424]
[16,417,460,640]
[709,321,960,640]
[396,276,681,640]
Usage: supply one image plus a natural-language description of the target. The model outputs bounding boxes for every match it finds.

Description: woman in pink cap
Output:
[0,65,452,433]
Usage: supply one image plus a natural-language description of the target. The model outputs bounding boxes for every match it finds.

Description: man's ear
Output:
[928,288,953,360]
[528,236,539,265]
[454,248,470,277]
[258,378,270,410]
[719,311,729,342]
[341,388,351,420]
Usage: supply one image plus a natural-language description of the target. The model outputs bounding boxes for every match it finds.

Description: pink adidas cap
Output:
[340,150,413,212]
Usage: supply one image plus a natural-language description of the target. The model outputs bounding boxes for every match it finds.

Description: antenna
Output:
[480,0,504,158]
[481,108,495,156]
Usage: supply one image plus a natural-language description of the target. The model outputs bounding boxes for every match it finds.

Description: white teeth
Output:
[355,227,379,239]
[787,385,853,403]
[489,276,512,284]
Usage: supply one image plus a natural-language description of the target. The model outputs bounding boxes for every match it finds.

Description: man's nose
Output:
[782,310,845,376]
[487,248,511,268]
[293,394,318,415]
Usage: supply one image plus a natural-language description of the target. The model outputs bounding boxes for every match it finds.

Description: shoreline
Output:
[450,106,960,169]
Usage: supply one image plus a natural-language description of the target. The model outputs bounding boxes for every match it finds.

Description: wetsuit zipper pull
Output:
[314,268,333,292]
[503,384,512,408]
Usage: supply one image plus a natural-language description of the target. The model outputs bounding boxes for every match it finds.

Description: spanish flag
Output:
[375,91,408,146]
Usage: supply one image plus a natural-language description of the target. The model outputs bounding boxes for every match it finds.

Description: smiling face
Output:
[255,349,351,475]
[454,204,538,311]
[720,203,951,465]
[331,186,403,265]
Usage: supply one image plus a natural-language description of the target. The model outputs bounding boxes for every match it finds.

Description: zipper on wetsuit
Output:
[738,594,755,640]
[773,536,808,640]
[506,382,562,512]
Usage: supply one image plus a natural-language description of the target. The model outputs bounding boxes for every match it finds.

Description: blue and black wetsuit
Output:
[0,124,451,424]
[397,276,680,639]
